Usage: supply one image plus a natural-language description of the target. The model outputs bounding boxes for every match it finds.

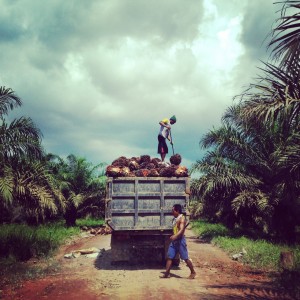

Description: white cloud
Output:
[0,0,277,167]
[64,54,87,82]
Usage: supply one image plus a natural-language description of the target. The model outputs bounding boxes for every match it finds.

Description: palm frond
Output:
[68,192,85,208]
[0,117,43,162]
[276,132,300,173]
[268,1,300,68]
[232,190,273,216]
[238,62,300,131]
[13,160,66,218]
[191,157,261,199]
[0,165,14,205]
[0,86,22,117]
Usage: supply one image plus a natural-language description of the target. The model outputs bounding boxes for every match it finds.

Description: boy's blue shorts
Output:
[167,236,189,260]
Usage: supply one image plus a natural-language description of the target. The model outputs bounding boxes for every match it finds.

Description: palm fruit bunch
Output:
[145,163,155,170]
[129,160,139,171]
[106,166,121,177]
[112,156,129,167]
[151,158,161,167]
[140,155,151,164]
[174,166,188,177]
[159,167,172,177]
[139,162,148,169]
[170,154,182,166]
[106,155,189,178]
[120,167,130,177]
[159,165,177,177]
[148,169,159,177]
[135,169,150,177]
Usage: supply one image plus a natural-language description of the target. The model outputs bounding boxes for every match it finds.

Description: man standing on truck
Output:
[160,204,196,279]
[158,115,176,162]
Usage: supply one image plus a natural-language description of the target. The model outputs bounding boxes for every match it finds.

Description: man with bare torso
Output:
[160,204,196,279]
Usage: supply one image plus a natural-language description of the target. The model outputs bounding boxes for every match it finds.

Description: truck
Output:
[105,176,190,263]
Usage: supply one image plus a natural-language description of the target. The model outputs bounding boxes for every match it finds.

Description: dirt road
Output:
[2,229,291,299]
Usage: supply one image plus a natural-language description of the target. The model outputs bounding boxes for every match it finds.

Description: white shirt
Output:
[159,118,170,139]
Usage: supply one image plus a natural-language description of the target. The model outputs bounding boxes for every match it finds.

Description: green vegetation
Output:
[0,87,64,224]
[0,0,299,295]
[214,237,283,270]
[0,218,104,262]
[0,222,79,261]
[45,153,107,226]
[191,1,300,244]
[0,218,104,291]
[191,220,300,271]
[189,3,300,294]
[0,86,107,292]
[191,220,230,239]
[76,217,104,227]
[0,88,106,227]
[191,219,300,299]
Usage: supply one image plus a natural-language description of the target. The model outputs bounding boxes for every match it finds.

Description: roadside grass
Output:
[191,220,300,271]
[0,218,104,292]
[0,218,105,261]
[191,219,300,299]
[213,236,293,269]
[76,217,104,227]
[190,220,230,240]
[0,222,80,261]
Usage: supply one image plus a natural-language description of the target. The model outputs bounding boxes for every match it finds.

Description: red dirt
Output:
[1,229,292,299]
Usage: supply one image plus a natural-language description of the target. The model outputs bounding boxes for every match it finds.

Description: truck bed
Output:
[105,177,190,231]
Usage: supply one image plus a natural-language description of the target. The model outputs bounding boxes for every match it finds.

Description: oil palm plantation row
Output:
[191,1,300,242]
[0,87,106,225]
[45,153,106,226]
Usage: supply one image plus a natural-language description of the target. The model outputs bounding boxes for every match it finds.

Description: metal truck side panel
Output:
[111,230,171,263]
[105,177,190,231]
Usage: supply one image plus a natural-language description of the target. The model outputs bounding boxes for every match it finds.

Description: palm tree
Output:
[238,62,300,128]
[46,154,106,226]
[191,104,299,240]
[0,160,65,223]
[235,64,300,241]
[0,117,43,163]
[268,1,300,70]
[0,87,64,223]
[235,0,300,239]
[191,148,262,228]
[191,1,300,242]
[0,86,22,116]
[0,87,43,164]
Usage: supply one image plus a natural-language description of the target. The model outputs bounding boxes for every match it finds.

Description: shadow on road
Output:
[200,283,292,300]
[94,249,169,271]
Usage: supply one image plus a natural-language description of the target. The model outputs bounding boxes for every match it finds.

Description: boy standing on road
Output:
[158,115,176,162]
[160,204,196,279]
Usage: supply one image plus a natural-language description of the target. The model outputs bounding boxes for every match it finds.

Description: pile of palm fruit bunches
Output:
[106,154,188,177]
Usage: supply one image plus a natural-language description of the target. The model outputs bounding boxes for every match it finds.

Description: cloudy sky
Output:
[1,0,279,168]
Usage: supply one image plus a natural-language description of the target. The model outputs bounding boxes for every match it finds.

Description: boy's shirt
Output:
[159,118,170,139]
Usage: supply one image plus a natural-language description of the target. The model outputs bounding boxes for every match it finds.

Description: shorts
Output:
[158,135,168,154]
[167,236,189,260]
